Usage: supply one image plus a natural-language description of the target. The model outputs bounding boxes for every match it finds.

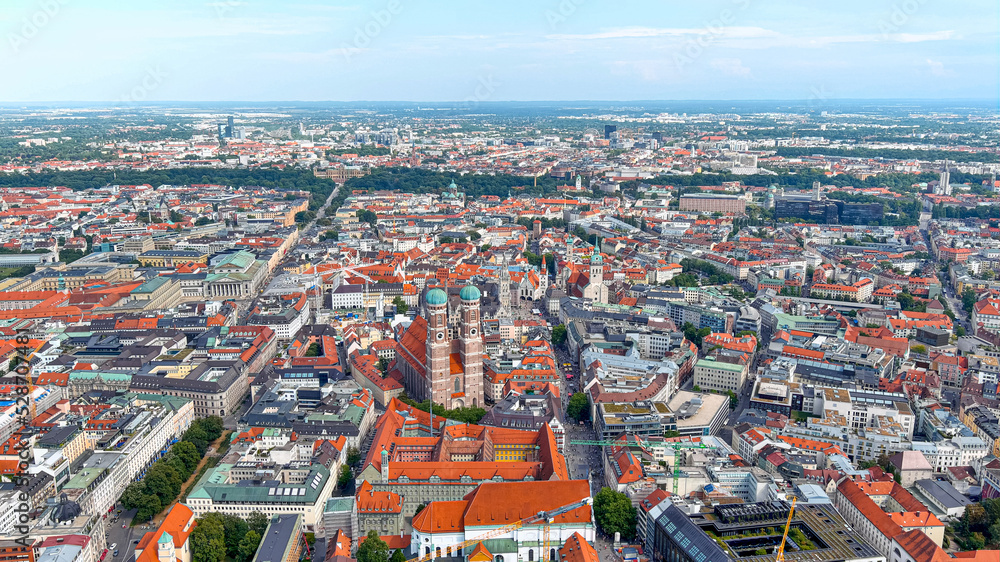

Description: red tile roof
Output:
[559,533,599,562]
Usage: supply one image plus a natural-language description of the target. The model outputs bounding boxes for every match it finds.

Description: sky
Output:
[1,0,997,102]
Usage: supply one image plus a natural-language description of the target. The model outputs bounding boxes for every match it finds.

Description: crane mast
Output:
[775,497,797,562]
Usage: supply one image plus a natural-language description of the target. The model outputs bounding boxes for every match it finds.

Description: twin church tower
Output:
[396,285,484,409]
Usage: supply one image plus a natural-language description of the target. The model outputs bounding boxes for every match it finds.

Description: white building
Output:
[410,481,594,562]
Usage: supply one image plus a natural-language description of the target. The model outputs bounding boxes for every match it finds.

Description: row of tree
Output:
[121,416,224,522]
[191,511,268,562]
[0,167,337,194]
[773,146,999,164]
[343,167,563,198]
[397,395,486,424]
[932,204,1000,220]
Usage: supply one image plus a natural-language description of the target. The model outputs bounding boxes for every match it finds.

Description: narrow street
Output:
[237,184,340,327]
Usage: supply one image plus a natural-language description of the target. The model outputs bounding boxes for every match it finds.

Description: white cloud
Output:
[926,58,950,77]
[893,30,955,43]
[545,26,957,50]
[548,26,780,41]
[710,58,751,77]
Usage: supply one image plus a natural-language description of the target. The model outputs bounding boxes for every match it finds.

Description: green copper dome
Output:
[459,285,481,301]
[592,251,603,265]
[426,288,448,306]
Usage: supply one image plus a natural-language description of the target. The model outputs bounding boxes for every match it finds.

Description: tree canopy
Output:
[567,392,590,422]
[551,324,568,347]
[593,487,637,540]
[357,531,390,562]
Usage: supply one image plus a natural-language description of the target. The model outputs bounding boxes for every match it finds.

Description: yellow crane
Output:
[406,498,591,562]
[775,497,797,562]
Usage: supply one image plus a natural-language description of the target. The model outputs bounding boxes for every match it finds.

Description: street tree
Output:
[567,393,590,422]
[592,487,637,540]
[356,531,390,562]
[551,324,568,347]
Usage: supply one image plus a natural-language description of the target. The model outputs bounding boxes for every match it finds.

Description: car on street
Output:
[110,544,117,550]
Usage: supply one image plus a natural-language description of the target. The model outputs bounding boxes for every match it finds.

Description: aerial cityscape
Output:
[2,3,1000,562]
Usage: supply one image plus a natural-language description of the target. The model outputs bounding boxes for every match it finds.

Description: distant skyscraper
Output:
[224,116,235,138]
[604,125,617,140]
[940,161,951,196]
[652,131,663,142]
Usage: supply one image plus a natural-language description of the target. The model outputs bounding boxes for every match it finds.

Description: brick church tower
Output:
[424,288,451,406]
[458,285,484,408]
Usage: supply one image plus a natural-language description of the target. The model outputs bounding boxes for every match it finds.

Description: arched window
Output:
[436,548,441,558]
[425,548,431,556]
[454,378,461,392]
[550,548,557,561]
[495,557,504,562]
[528,549,534,561]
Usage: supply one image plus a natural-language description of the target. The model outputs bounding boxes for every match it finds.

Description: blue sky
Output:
[1,0,997,101]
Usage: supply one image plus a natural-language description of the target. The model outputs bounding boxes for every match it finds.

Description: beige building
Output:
[37,426,91,465]
[693,358,748,393]
[120,236,155,254]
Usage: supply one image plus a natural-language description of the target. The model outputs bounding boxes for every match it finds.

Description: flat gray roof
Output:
[252,514,302,562]
[916,479,972,509]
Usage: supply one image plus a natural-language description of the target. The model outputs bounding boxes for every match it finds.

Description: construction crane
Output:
[404,498,591,562]
[775,497,797,562]
[569,438,709,496]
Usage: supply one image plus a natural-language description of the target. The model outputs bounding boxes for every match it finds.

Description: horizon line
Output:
[0,97,997,106]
